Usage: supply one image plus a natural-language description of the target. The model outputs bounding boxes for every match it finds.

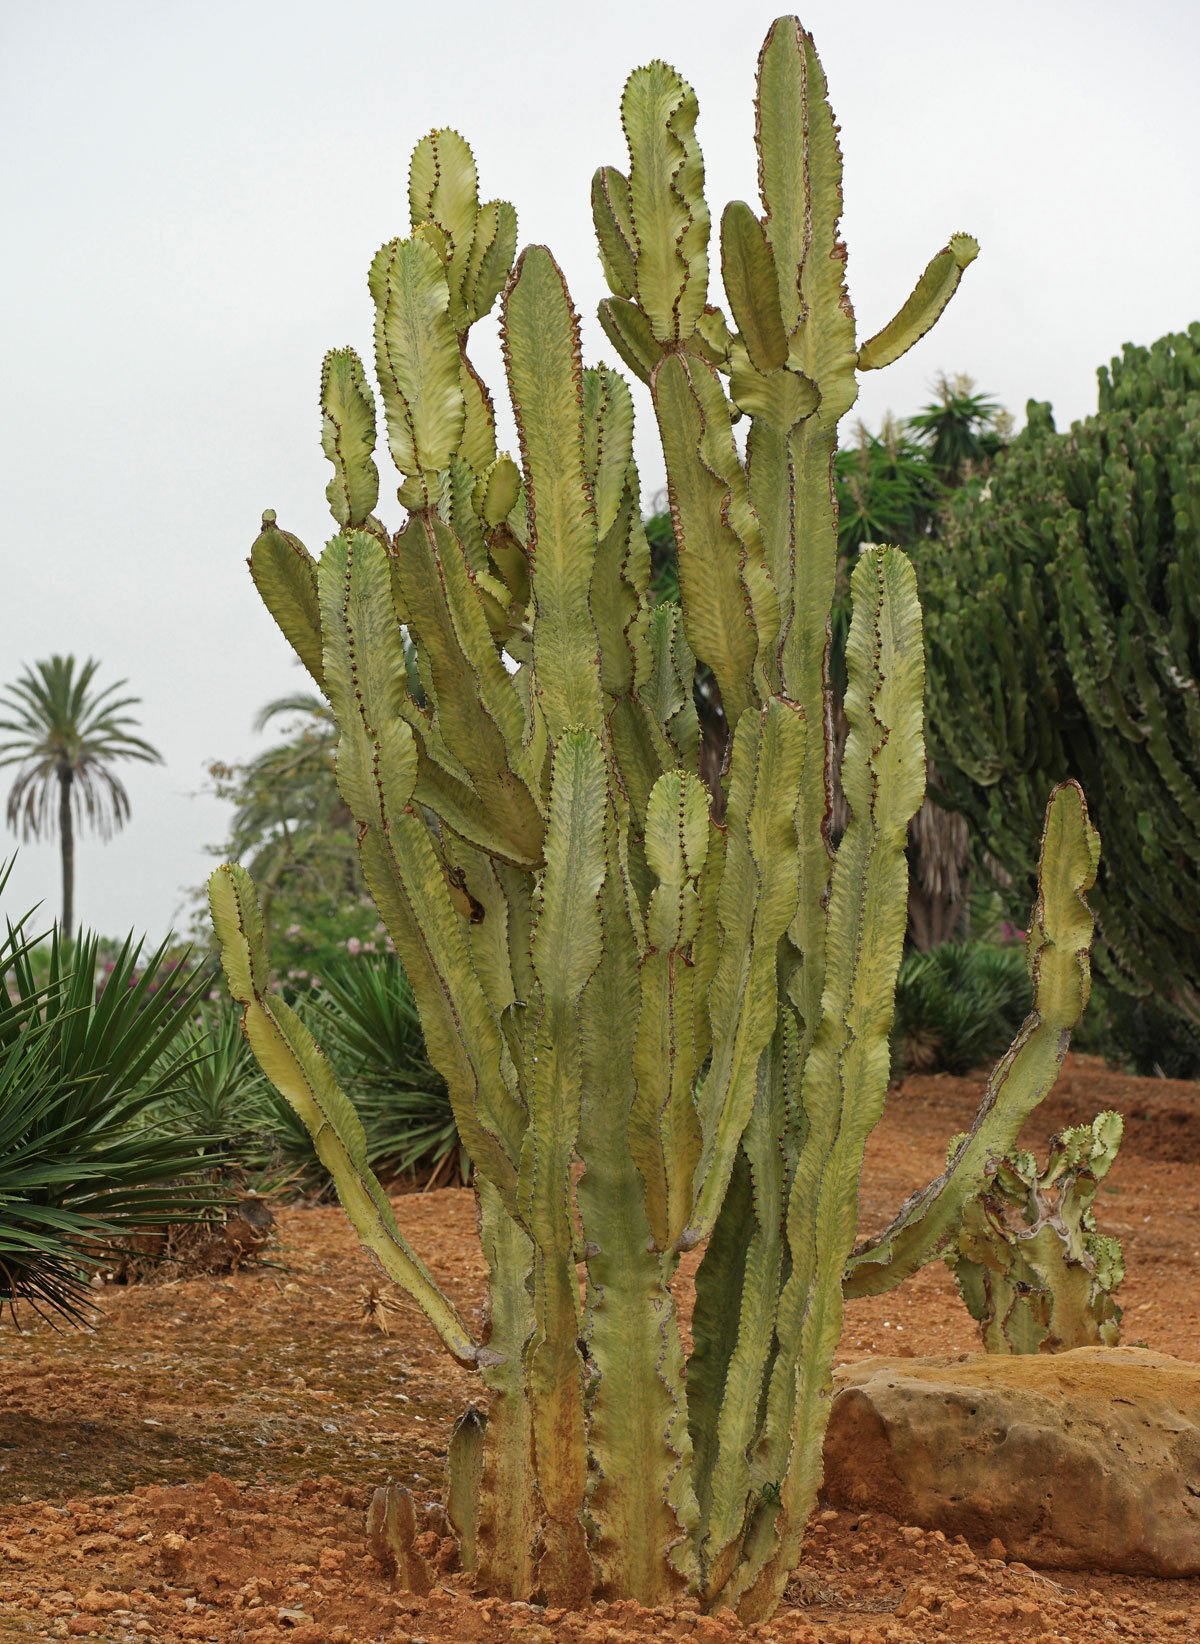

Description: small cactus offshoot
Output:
[947,1111,1125,1354]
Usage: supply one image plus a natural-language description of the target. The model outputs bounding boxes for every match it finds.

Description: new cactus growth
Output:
[210,18,1101,1619]
[946,1111,1125,1353]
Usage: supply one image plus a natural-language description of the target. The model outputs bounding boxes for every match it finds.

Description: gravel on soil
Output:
[1,1055,1197,1643]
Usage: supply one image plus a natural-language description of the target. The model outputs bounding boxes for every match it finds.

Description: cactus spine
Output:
[210,18,1099,1620]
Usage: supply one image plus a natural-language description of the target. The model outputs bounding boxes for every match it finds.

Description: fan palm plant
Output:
[0,657,162,942]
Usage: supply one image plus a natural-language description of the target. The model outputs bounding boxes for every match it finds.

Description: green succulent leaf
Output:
[503,245,604,738]
[652,351,778,724]
[621,59,710,344]
[598,295,662,384]
[464,199,518,323]
[582,364,636,540]
[368,236,465,494]
[730,548,926,1623]
[689,698,807,1246]
[592,165,638,301]
[409,127,481,328]
[520,728,610,1603]
[631,768,711,1252]
[474,454,523,529]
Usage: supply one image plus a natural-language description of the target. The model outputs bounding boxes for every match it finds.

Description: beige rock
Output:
[823,1347,1200,1575]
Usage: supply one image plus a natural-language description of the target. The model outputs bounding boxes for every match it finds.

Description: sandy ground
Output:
[1,1055,1196,1643]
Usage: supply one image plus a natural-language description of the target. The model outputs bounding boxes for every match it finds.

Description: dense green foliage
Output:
[312,955,459,1183]
[0,886,216,1325]
[890,936,1200,1080]
[0,819,456,1328]
[168,972,458,1192]
[204,694,380,978]
[1088,986,1200,1079]
[920,325,1200,1023]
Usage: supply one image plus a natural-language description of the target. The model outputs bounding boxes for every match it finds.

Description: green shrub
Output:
[891,940,1030,1076]
[166,1002,269,1148]
[1075,983,1200,1080]
[0,888,219,1325]
[946,1111,1125,1353]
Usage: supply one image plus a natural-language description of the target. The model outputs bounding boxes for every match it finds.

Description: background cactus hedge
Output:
[210,17,1102,1619]
[919,325,1200,1025]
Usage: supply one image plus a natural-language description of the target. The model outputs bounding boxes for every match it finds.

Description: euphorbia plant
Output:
[211,16,1100,1620]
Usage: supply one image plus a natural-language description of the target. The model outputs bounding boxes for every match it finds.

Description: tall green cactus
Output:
[210,19,1099,1620]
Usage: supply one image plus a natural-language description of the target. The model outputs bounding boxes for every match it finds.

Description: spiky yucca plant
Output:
[891,939,1031,1075]
[210,18,1100,1619]
[0,898,218,1325]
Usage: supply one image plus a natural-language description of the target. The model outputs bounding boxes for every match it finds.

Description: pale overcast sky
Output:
[3,0,1198,940]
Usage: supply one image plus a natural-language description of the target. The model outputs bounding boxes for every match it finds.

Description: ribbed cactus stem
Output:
[210,17,1098,1622]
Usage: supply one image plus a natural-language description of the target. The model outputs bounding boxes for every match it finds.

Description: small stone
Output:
[985,1537,1007,1560]
[76,1591,130,1614]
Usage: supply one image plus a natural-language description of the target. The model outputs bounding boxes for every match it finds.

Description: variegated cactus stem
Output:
[946,1110,1125,1354]
[211,15,1101,1624]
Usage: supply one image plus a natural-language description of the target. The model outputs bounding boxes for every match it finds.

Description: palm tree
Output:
[219,692,351,913]
[0,656,162,942]
[906,371,1008,484]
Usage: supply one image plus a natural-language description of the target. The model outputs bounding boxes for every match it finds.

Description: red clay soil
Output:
[1,1055,1197,1643]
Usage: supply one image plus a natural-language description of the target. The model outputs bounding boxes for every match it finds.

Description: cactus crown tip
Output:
[950,232,981,266]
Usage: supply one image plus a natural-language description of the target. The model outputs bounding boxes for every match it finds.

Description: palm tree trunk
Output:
[59,768,75,944]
